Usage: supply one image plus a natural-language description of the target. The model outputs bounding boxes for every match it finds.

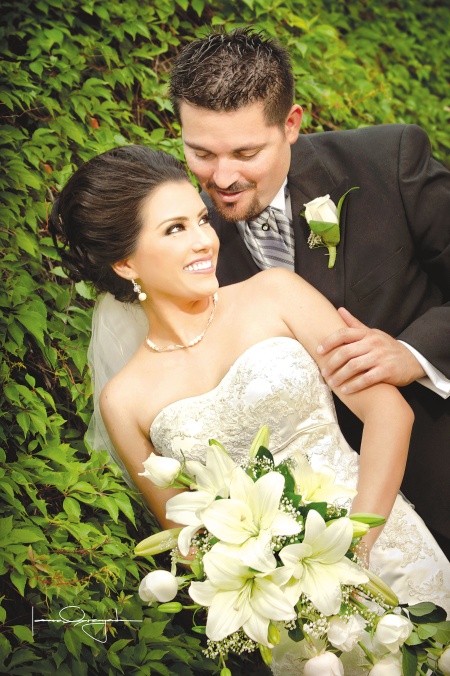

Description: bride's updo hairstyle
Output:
[49,145,189,302]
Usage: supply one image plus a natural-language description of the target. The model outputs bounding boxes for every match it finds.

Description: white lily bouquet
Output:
[135,427,450,676]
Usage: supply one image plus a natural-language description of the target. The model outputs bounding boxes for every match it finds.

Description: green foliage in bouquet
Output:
[1,0,448,673]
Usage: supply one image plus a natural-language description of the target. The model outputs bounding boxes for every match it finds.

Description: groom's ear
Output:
[112,258,137,280]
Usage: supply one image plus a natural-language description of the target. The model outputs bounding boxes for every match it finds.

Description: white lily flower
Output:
[202,467,301,572]
[166,490,214,556]
[189,548,296,646]
[279,510,368,615]
[165,444,238,556]
[185,442,236,497]
[291,453,356,504]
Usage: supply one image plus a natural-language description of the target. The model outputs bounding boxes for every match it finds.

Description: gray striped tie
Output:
[245,207,295,270]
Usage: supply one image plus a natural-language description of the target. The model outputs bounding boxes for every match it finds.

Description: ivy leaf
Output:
[10,569,27,596]
[114,492,136,526]
[63,496,81,522]
[16,310,47,345]
[12,625,34,643]
[64,626,82,658]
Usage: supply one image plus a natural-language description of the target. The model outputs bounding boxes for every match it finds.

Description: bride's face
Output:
[124,180,219,300]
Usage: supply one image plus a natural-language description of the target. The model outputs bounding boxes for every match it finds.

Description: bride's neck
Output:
[144,294,217,347]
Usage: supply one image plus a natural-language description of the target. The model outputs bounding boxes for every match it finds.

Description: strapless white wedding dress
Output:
[150,337,450,674]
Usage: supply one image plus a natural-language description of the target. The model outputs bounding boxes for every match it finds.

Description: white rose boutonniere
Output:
[303,187,359,268]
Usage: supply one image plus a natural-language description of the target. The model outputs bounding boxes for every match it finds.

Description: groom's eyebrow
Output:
[184,140,263,153]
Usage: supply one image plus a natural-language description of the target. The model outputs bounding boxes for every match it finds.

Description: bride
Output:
[50,145,450,669]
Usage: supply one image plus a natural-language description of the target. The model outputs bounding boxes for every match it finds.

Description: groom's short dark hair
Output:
[169,27,294,128]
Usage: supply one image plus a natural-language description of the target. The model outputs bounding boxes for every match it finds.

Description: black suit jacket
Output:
[204,124,450,542]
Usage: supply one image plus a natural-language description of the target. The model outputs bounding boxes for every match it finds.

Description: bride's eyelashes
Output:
[164,213,211,236]
[165,223,185,235]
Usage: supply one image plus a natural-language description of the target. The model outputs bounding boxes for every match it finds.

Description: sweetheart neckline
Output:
[149,336,309,437]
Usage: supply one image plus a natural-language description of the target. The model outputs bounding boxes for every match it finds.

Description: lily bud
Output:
[249,425,270,459]
[267,623,281,646]
[362,569,399,607]
[259,644,273,666]
[134,527,183,556]
[350,513,386,528]
[350,520,370,538]
[157,602,183,613]
[220,669,232,676]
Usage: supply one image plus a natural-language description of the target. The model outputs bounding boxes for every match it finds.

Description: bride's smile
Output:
[183,258,214,273]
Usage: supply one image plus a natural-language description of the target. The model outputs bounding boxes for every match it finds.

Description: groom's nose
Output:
[212,158,241,189]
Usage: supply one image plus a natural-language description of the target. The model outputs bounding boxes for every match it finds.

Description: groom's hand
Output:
[317,307,426,394]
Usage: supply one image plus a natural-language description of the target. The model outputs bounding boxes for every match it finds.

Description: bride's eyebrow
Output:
[156,208,207,229]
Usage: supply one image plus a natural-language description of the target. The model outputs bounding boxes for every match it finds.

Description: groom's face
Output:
[180,101,301,222]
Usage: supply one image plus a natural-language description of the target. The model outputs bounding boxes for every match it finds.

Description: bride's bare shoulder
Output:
[99,352,146,420]
[224,269,309,300]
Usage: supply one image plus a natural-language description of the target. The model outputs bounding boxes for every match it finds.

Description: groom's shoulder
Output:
[299,123,426,152]
[293,124,429,168]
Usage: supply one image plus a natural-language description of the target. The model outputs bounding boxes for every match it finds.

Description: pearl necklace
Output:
[145,293,218,353]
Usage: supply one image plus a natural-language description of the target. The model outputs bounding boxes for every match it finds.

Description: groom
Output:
[168,28,450,558]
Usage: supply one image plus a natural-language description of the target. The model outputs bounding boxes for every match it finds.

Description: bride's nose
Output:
[191,226,214,251]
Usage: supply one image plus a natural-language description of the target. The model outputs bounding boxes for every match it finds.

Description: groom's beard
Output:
[205,180,264,222]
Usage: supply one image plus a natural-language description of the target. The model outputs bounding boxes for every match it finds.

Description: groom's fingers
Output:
[318,327,425,393]
[337,306,367,329]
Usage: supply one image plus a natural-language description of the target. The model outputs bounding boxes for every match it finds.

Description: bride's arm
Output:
[261,269,414,552]
[100,381,184,530]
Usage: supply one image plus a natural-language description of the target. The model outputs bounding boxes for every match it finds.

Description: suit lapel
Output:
[288,136,349,308]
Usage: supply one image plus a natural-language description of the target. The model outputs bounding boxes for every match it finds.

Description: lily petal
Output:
[229,466,254,503]
[243,610,271,646]
[203,498,257,543]
[166,490,213,525]
[303,508,327,542]
[178,524,203,556]
[271,511,302,537]
[250,472,285,528]
[252,578,297,622]
[205,588,253,641]
[188,579,217,606]
[239,529,277,573]
[203,550,251,589]
[186,444,236,496]
[312,519,354,563]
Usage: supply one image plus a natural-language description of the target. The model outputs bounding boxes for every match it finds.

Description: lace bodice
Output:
[151,337,357,486]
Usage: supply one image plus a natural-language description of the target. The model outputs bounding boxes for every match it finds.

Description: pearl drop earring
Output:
[132,279,147,302]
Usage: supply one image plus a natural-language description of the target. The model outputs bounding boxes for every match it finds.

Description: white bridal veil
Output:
[85,293,148,485]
